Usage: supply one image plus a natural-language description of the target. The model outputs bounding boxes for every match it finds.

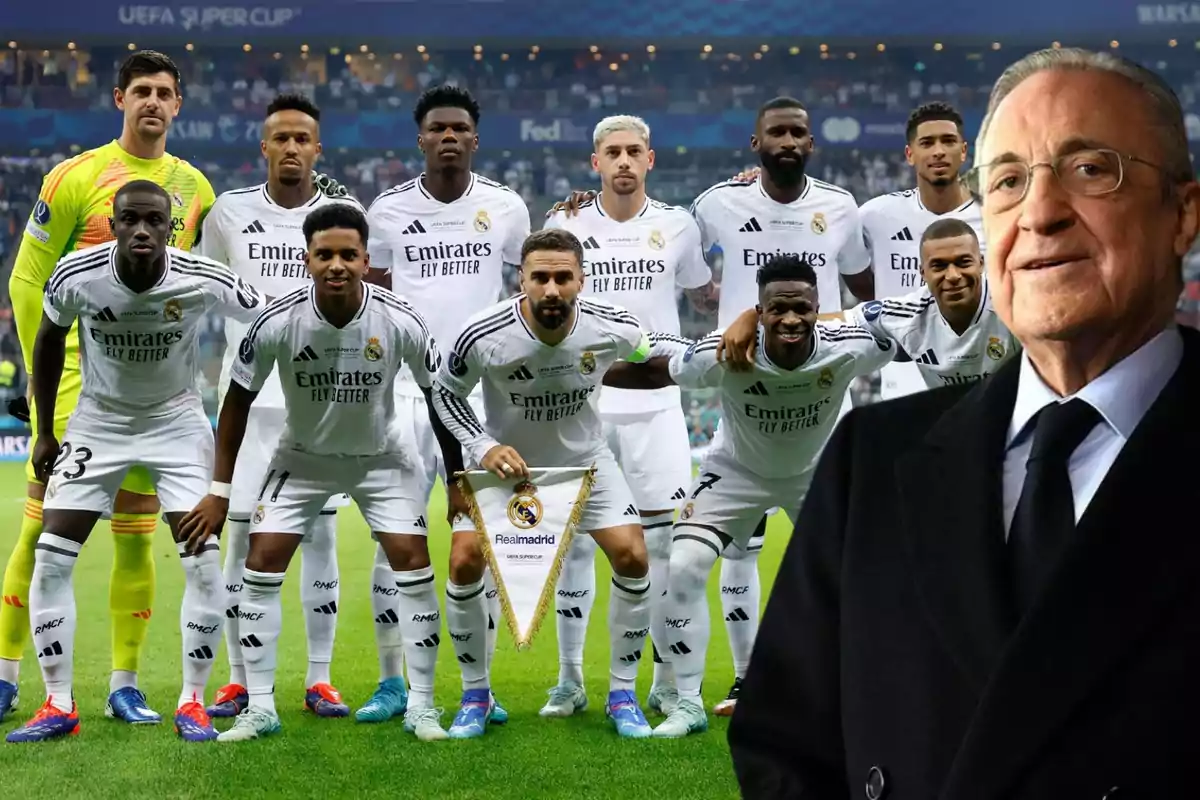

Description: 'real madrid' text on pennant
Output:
[457,466,596,650]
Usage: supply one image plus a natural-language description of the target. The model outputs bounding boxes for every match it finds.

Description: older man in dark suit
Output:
[729,48,1200,800]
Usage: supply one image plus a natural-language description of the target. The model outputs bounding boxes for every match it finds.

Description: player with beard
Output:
[601,254,894,737]
[198,94,363,721]
[361,86,530,730]
[542,115,713,719]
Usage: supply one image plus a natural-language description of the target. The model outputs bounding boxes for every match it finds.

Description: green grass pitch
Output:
[0,462,791,799]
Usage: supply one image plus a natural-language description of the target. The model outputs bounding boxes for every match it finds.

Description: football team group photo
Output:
[0,8,1197,797]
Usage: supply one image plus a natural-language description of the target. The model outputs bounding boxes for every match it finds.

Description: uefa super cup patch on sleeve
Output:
[862,300,883,322]
[25,219,50,244]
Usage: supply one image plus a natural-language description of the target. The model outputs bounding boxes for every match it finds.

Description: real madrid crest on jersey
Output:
[986,336,1006,361]
[474,210,491,233]
[252,504,265,524]
[364,336,383,362]
[817,366,834,389]
[172,191,184,208]
[507,480,543,529]
[579,351,596,375]
[680,501,694,520]
[648,229,665,251]
[811,212,828,235]
[163,299,183,322]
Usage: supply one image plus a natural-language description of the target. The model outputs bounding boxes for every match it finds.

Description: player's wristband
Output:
[209,481,232,499]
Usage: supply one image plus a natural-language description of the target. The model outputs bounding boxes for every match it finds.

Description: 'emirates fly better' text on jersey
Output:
[433,296,655,468]
[544,194,710,414]
[672,322,895,480]
[231,284,439,457]
[859,188,986,298]
[43,242,264,421]
[367,173,531,397]
[691,176,870,326]
[200,183,365,408]
[848,280,1018,389]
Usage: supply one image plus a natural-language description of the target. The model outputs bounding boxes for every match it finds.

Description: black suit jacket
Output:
[729,326,1200,800]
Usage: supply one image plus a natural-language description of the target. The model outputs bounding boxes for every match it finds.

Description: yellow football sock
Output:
[0,499,43,661]
[109,512,158,674]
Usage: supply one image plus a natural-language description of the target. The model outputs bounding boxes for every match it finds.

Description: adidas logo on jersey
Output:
[739,217,764,233]
[891,227,914,241]
[507,365,534,381]
[624,504,638,517]
[916,349,940,365]
[743,381,769,396]
[242,220,266,235]
[402,220,428,235]
[92,307,118,323]
[293,345,319,362]
[581,236,601,250]
[671,487,686,501]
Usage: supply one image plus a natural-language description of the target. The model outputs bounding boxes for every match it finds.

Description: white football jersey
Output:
[545,193,711,414]
[200,183,365,409]
[43,242,265,421]
[859,188,985,298]
[433,295,654,468]
[691,176,869,327]
[671,321,894,480]
[367,173,531,397]
[230,284,439,457]
[848,279,1018,389]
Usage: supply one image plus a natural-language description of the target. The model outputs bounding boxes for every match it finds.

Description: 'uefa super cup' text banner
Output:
[0,0,1187,41]
[0,109,1003,152]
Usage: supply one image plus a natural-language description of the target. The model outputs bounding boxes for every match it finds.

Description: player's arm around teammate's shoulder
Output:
[363,190,395,290]
[601,331,694,390]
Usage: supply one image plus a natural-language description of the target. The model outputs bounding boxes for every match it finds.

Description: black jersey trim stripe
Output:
[649,332,692,345]
[222,185,261,197]
[690,179,756,212]
[52,244,114,275]
[171,261,237,288]
[368,180,418,209]
[437,387,485,437]
[46,250,111,294]
[809,178,853,198]
[578,298,640,321]
[580,305,640,328]
[475,175,519,195]
[372,290,432,338]
[881,310,920,320]
[452,306,519,358]
[244,288,307,343]
[171,252,239,283]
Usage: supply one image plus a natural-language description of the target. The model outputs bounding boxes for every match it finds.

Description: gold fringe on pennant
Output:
[459,466,597,651]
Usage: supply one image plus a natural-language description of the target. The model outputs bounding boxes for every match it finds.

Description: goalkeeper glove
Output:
[312,170,350,199]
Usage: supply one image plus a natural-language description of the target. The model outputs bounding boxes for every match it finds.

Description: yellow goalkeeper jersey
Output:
[9,140,215,373]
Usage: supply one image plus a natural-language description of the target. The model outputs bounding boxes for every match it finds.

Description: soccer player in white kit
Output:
[182,203,456,743]
[198,93,362,721]
[858,101,985,399]
[431,228,687,739]
[691,97,873,715]
[543,115,716,716]
[362,85,530,725]
[7,181,265,744]
[843,219,1018,387]
[603,254,895,737]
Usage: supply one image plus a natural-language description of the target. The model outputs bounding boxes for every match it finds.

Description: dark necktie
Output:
[1009,398,1102,616]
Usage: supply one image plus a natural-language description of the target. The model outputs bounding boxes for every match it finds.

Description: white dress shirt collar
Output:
[1007,326,1183,449]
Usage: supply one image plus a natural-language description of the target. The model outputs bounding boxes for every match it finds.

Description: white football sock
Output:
[608,573,651,694]
[110,670,138,692]
[483,567,500,672]
[178,541,224,709]
[445,578,488,691]
[395,565,440,710]
[555,533,597,686]
[241,568,285,716]
[221,518,250,687]
[720,546,761,680]
[370,543,404,682]
[642,512,675,688]
[301,512,339,688]
[664,537,718,702]
[30,533,81,713]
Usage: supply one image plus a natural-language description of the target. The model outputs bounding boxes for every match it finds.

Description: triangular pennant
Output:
[458,466,595,650]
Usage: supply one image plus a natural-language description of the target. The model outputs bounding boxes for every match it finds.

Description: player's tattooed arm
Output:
[545,189,596,219]
[29,313,71,482]
[422,385,465,477]
[684,280,720,315]
[179,382,257,553]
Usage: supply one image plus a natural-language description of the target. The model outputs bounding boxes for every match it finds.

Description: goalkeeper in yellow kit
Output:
[0,51,215,725]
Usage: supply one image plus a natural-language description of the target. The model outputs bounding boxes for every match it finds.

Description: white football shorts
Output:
[602,404,693,513]
[673,449,813,556]
[44,402,213,514]
[879,361,927,401]
[228,405,348,520]
[452,446,639,535]
[395,389,486,503]
[249,448,427,537]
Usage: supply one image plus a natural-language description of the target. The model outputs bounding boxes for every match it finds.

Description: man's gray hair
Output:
[593,115,651,151]
[975,48,1192,183]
